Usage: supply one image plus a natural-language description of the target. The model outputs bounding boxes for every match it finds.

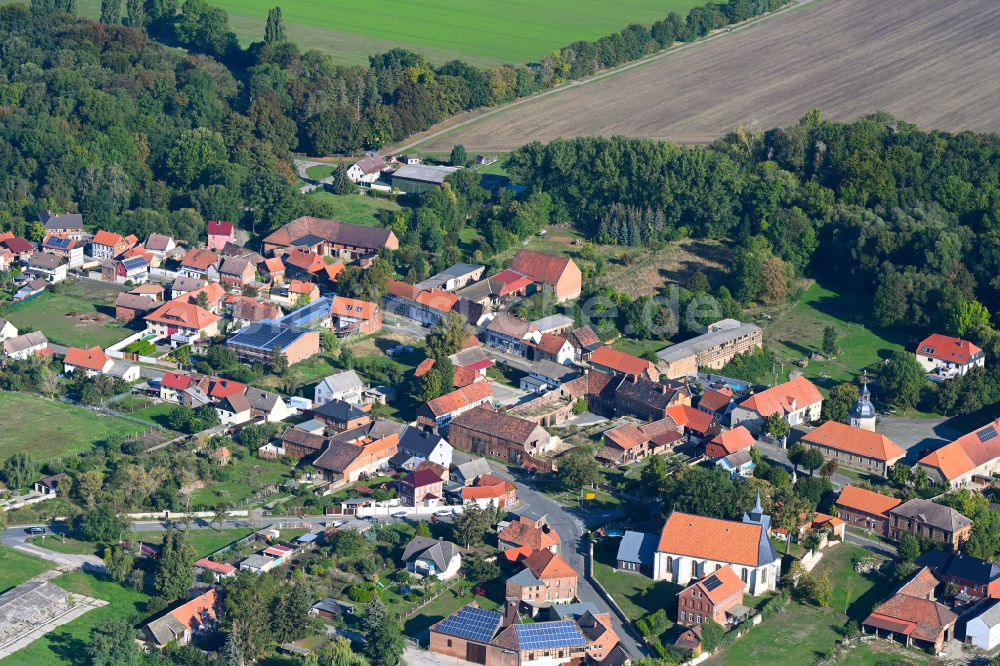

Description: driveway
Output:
[488,380,530,407]
[450,452,645,659]
[876,415,958,462]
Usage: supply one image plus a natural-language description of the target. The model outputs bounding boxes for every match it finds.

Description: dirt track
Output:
[416,0,1000,151]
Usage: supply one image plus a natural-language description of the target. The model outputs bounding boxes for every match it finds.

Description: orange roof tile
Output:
[145,300,220,330]
[667,404,717,434]
[460,474,516,501]
[330,295,376,320]
[707,426,755,455]
[92,230,123,247]
[738,376,823,418]
[523,549,577,580]
[424,382,493,417]
[499,516,560,551]
[324,262,345,281]
[263,256,284,273]
[417,289,459,312]
[209,378,246,399]
[657,511,767,567]
[589,346,655,377]
[688,565,744,605]
[603,423,649,450]
[535,332,569,355]
[836,485,902,518]
[802,421,905,462]
[285,249,327,273]
[511,249,574,286]
[414,358,436,378]
[181,248,219,270]
[917,334,983,365]
[288,279,317,295]
[64,346,109,371]
[917,418,1000,481]
[452,366,480,388]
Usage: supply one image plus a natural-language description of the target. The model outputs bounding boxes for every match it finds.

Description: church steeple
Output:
[850,373,877,431]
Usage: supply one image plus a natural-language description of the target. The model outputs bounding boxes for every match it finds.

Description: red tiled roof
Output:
[387,280,421,301]
[658,511,765,567]
[738,376,823,418]
[64,346,109,371]
[589,346,655,377]
[491,269,534,295]
[330,295,376,320]
[284,249,327,273]
[92,230,123,247]
[417,289,459,312]
[836,485,902,518]
[707,426,755,455]
[161,372,193,390]
[403,468,442,487]
[604,423,648,450]
[667,404,717,434]
[181,248,220,270]
[461,474,515,500]
[263,257,285,273]
[699,386,734,413]
[196,558,236,575]
[802,421,905,462]
[145,300,220,330]
[917,334,983,365]
[864,568,957,643]
[686,565,744,605]
[423,382,493,417]
[414,358,436,378]
[209,378,247,399]
[511,249,573,285]
[207,220,234,237]
[918,418,1000,481]
[288,279,317,296]
[499,516,559,550]
[523,549,576,580]
[535,333,568,355]
[452,366,480,388]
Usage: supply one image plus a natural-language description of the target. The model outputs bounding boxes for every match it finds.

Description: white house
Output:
[653,510,780,597]
[398,428,453,468]
[346,153,386,185]
[730,376,823,435]
[109,360,141,382]
[2,331,48,360]
[26,252,68,283]
[966,599,1000,650]
[216,393,253,426]
[245,387,295,423]
[402,537,462,581]
[915,334,986,378]
[0,319,18,342]
[314,370,366,406]
[64,346,114,377]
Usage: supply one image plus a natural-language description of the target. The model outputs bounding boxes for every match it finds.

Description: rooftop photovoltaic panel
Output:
[122,257,147,270]
[228,321,305,351]
[435,606,502,643]
[703,575,723,591]
[277,297,332,327]
[47,237,73,249]
[978,426,998,443]
[291,234,325,247]
[514,621,586,650]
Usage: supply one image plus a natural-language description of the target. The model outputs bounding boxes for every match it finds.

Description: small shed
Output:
[615,530,658,575]
[965,598,1000,650]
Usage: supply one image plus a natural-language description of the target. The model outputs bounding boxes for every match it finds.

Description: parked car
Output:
[362,516,379,523]
[25,526,46,534]
[434,508,453,518]
[391,511,408,519]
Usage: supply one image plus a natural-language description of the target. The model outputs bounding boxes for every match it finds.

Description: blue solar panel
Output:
[278,297,331,327]
[122,256,147,270]
[514,621,586,650]
[229,321,305,351]
[46,237,73,250]
[435,606,502,643]
[978,426,998,443]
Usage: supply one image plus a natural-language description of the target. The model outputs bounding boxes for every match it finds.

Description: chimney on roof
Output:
[503,598,520,627]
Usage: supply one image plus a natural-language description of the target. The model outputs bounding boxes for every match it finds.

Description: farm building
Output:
[391,164,460,195]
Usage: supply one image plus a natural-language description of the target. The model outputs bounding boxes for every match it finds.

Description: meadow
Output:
[4,281,133,348]
[64,0,702,66]
[0,391,149,462]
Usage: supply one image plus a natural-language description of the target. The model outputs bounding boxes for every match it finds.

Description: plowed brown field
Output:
[414,0,1000,151]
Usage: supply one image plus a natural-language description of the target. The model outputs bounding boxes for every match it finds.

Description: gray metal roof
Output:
[656,322,762,363]
[402,536,460,572]
[616,531,657,566]
[392,164,460,184]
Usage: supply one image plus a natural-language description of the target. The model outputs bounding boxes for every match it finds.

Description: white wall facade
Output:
[652,552,779,597]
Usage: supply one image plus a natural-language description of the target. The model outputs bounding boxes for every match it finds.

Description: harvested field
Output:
[415,0,1000,151]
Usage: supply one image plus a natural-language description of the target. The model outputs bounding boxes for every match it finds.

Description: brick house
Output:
[225,320,320,366]
[460,474,518,509]
[916,550,1000,600]
[90,230,131,259]
[499,515,560,554]
[329,295,382,335]
[800,420,905,477]
[309,399,371,432]
[730,376,823,434]
[588,346,658,381]
[219,255,256,291]
[313,432,399,485]
[39,211,86,240]
[888,499,972,551]
[835,485,902,537]
[704,425,755,459]
[505,549,578,607]
[447,406,553,464]
[677,565,746,627]
[416,382,494,431]
[862,567,957,652]
[261,216,398,263]
[510,249,582,302]
[206,220,235,251]
[115,292,158,322]
[399,468,443,507]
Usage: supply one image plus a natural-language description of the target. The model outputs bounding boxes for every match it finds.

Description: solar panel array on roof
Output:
[46,237,73,250]
[978,426,998,443]
[435,606,502,643]
[514,621,586,650]
[291,234,325,247]
[122,256,147,270]
[228,321,304,351]
[277,297,332,327]
[703,574,723,591]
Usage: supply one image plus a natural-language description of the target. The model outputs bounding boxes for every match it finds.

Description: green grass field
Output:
[138,527,254,557]
[0,548,53,592]
[5,282,133,348]
[1,571,150,666]
[0,391,147,463]
[190,456,294,509]
[306,190,401,227]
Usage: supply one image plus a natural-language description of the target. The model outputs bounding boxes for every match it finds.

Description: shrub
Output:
[636,609,670,637]
[347,582,378,604]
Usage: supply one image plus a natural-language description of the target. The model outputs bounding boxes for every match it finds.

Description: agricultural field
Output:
[0,391,149,462]
[4,281,133,348]
[415,0,1000,151]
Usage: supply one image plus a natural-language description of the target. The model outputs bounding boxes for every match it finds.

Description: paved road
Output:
[451,452,645,659]
[844,530,897,558]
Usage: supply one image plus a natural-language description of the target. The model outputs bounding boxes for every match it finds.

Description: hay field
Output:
[415,0,1000,151]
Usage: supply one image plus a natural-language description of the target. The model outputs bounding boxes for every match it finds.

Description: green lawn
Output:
[0,548,53,592]
[810,543,892,620]
[307,191,401,227]
[26,535,102,556]
[5,282,133,348]
[254,353,340,395]
[190,456,294,509]
[167,0,705,67]
[0,391,147,462]
[592,540,679,621]
[611,337,667,358]
[2,571,151,666]
[306,164,337,180]
[758,282,910,390]
[137,527,254,558]
[402,583,500,637]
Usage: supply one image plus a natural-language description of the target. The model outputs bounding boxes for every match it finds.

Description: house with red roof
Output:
[705,425,755,459]
[143,588,219,649]
[63,346,114,377]
[179,248,221,281]
[287,279,320,304]
[653,511,780,596]
[677,565,748,627]
[505,549,578,607]
[597,423,651,466]
[499,514,560,554]
[667,404,722,444]
[730,376,823,434]
[261,216,398,263]
[416,382,494,431]
[589,346,658,381]
[460,474,517,509]
[399,468,443,507]
[697,385,736,424]
[862,567,957,651]
[510,249,582,302]
[835,485,902,537]
[0,233,34,262]
[916,418,1000,488]
[330,295,382,335]
[145,300,220,345]
[800,420,905,477]
[206,220,235,251]
[90,230,131,260]
[916,333,985,378]
[261,256,285,285]
[447,406,553,465]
